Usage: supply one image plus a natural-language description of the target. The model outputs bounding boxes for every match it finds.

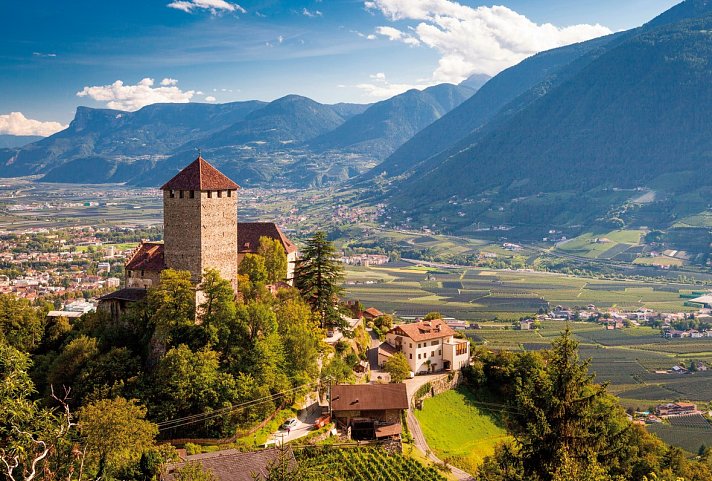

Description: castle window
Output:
[189,190,195,199]
[227,190,232,197]
[141,270,145,277]
[409,354,412,359]
[127,271,132,278]
[179,190,184,199]
[217,190,222,198]
[207,191,212,198]
[169,190,175,198]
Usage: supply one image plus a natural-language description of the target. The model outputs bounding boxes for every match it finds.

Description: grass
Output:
[414,387,510,474]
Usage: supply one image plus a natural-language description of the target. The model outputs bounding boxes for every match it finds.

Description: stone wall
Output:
[412,371,463,409]
[126,269,161,288]
[199,190,238,293]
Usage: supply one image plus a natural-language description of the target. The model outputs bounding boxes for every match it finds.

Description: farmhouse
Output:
[656,402,699,417]
[330,383,408,441]
[163,448,295,481]
[380,318,470,374]
[363,307,384,321]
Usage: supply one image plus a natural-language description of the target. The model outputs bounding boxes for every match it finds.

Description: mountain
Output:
[0,83,470,188]
[0,135,43,148]
[0,101,266,179]
[361,33,618,181]
[199,95,348,148]
[459,73,491,90]
[380,0,712,237]
[309,84,474,160]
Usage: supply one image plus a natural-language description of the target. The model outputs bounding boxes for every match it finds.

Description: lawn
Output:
[415,387,509,474]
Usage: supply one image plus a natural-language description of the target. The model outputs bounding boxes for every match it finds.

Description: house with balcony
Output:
[379,319,470,374]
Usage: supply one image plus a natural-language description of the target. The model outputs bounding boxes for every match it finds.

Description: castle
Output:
[99,156,296,318]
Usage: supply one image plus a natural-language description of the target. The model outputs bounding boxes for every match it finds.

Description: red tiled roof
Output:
[363,307,384,318]
[388,319,456,342]
[330,383,408,412]
[125,242,166,271]
[238,222,297,254]
[375,423,402,438]
[160,156,240,191]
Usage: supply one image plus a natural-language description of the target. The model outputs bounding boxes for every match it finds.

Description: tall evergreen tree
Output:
[294,232,344,328]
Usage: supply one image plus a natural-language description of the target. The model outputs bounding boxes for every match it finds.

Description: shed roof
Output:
[330,383,408,412]
[98,288,148,302]
[161,156,240,191]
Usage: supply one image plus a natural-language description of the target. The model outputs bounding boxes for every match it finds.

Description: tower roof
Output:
[160,156,240,191]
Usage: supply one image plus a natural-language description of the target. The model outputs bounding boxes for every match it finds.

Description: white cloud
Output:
[32,52,57,58]
[205,96,217,102]
[0,112,66,136]
[356,72,432,99]
[76,78,195,111]
[366,0,611,82]
[167,0,246,14]
[375,26,420,45]
[302,8,323,17]
[278,35,285,44]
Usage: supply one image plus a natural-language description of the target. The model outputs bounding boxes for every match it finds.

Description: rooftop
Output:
[331,383,408,412]
[388,319,456,342]
[125,242,166,272]
[161,156,240,191]
[98,287,149,302]
[164,448,294,481]
[238,222,297,254]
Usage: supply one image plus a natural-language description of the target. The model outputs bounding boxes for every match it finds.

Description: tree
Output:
[501,327,626,480]
[373,314,394,331]
[320,356,352,385]
[259,236,288,284]
[149,345,241,437]
[258,444,299,481]
[239,254,268,284]
[173,462,217,481]
[0,294,45,352]
[384,352,411,383]
[199,269,236,346]
[148,269,196,343]
[423,312,442,321]
[78,397,158,477]
[294,232,344,328]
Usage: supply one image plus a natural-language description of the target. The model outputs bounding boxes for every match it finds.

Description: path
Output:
[406,409,474,481]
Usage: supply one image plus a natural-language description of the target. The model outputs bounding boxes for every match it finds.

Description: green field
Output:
[344,264,693,321]
[414,387,509,474]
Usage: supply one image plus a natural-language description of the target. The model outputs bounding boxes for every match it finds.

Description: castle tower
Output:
[160,156,239,293]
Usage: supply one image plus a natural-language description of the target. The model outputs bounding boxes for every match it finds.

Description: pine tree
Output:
[294,232,344,328]
[507,326,626,480]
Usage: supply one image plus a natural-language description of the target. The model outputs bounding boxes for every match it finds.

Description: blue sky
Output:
[0,0,680,134]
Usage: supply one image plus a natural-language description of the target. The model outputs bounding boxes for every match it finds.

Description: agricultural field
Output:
[297,446,448,481]
[344,264,694,321]
[555,229,647,262]
[414,387,509,475]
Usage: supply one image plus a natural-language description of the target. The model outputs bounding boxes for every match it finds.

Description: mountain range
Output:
[0,82,475,187]
[370,0,712,239]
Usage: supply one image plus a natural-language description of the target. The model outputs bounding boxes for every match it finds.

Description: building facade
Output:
[380,319,470,374]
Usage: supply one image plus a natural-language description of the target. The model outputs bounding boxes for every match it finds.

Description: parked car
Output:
[281,418,299,430]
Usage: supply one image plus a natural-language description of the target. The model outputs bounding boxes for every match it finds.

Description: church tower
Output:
[160,156,239,293]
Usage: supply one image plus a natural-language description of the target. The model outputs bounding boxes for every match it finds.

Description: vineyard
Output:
[297,446,448,481]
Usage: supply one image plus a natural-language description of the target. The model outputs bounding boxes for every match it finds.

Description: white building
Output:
[380,319,470,374]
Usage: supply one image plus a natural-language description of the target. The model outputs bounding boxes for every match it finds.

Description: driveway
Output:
[404,373,445,402]
[266,404,322,446]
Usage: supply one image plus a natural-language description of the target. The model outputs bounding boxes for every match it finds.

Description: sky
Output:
[0,0,681,135]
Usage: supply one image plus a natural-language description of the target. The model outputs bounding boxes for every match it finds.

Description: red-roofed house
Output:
[381,319,470,374]
[125,242,166,288]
